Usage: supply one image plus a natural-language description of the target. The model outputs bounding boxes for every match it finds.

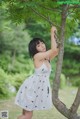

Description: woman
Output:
[15,26,59,119]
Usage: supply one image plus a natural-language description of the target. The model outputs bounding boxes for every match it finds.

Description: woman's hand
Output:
[51,26,57,34]
[51,26,57,41]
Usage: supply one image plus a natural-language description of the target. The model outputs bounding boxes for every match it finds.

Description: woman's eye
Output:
[37,45,40,47]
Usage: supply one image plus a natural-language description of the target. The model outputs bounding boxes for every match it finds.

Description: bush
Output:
[0,54,34,74]
[13,73,29,91]
[71,76,80,87]
[0,68,13,98]
[62,59,80,76]
[0,67,33,98]
[63,44,80,76]
[0,54,11,72]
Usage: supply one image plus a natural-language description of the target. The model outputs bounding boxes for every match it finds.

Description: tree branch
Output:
[37,3,61,13]
[20,0,61,12]
[21,0,80,10]
[66,9,76,17]
[52,4,80,119]
[67,4,80,17]
[52,97,70,117]
[68,5,80,9]
[28,7,60,28]
[70,87,80,113]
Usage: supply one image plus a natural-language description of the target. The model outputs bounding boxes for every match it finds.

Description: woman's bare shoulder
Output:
[33,50,51,61]
[33,53,38,59]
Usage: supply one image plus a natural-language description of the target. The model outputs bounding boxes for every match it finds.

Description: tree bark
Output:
[52,4,69,117]
[70,87,80,113]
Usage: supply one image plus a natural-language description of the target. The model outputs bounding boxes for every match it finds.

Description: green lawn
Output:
[0,86,80,119]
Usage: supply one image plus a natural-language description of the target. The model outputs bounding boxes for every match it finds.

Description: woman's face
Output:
[36,41,46,52]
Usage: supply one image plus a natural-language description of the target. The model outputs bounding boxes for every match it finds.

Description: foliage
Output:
[0,53,34,74]
[0,68,13,98]
[11,73,29,91]
[0,0,80,98]
[0,67,34,98]
[70,76,80,87]
[62,43,80,76]
[2,1,61,24]
[1,0,80,40]
[10,56,34,74]
[0,54,11,71]
[25,20,51,49]
[1,22,30,54]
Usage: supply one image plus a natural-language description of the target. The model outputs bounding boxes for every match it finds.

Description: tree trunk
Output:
[11,49,16,67]
[52,4,80,119]
[8,49,16,72]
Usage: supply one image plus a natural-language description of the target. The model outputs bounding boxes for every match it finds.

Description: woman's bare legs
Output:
[17,109,33,119]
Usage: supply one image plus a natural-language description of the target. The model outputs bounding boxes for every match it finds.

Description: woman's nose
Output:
[42,45,45,48]
[42,44,45,47]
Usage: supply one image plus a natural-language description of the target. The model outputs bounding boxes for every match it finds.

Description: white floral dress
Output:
[15,62,53,111]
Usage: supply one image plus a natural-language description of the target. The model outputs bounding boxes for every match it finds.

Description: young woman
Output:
[15,26,59,119]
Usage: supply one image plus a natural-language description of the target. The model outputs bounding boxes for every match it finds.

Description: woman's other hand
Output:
[51,26,57,33]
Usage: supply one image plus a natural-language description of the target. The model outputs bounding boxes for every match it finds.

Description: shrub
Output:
[71,76,80,87]
[0,68,13,98]
[13,73,29,91]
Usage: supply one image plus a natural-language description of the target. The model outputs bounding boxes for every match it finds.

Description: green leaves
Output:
[1,0,61,25]
[63,44,80,76]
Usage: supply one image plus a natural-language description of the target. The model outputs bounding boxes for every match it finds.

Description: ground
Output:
[0,86,80,119]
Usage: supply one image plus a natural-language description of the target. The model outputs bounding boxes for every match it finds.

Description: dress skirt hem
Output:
[15,102,53,111]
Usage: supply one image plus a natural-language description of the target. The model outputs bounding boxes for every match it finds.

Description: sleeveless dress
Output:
[15,62,53,111]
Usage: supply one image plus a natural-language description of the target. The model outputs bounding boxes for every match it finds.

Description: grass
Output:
[0,86,80,119]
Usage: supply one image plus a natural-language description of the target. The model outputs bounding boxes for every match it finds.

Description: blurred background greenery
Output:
[0,2,80,99]
[0,1,80,119]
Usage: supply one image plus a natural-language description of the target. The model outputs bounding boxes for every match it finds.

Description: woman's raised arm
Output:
[34,26,59,61]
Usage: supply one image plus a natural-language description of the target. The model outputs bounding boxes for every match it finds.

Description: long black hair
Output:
[28,38,46,58]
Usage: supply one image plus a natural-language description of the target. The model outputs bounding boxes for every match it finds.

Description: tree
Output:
[1,0,80,119]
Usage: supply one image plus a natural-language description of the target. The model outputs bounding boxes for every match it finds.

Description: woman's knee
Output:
[23,109,33,116]
[17,115,25,119]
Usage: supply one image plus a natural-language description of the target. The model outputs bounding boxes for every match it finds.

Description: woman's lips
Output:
[43,48,46,51]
